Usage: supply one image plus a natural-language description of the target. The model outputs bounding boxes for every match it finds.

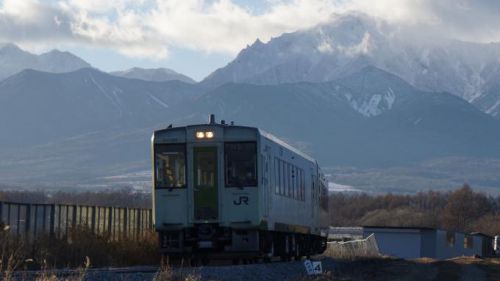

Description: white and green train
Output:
[152,115,329,262]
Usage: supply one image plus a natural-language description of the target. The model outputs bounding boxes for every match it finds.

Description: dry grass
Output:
[153,260,200,281]
[1,224,28,281]
[27,226,160,268]
[0,222,160,279]
[32,257,89,281]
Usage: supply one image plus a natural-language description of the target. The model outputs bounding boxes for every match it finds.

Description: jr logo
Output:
[233,196,249,205]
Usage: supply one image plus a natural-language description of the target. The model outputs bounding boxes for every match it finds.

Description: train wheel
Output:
[232,258,240,265]
[201,256,209,266]
[280,255,291,262]
[294,247,301,261]
[264,240,274,262]
[190,258,199,267]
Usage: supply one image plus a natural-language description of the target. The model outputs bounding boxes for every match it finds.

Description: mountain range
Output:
[0,43,196,83]
[203,14,500,117]
[1,13,500,193]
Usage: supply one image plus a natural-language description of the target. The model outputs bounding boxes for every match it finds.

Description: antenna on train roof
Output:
[209,114,215,124]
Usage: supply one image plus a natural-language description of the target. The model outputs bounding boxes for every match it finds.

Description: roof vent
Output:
[209,114,215,124]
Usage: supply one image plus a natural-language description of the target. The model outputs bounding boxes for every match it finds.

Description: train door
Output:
[193,146,218,221]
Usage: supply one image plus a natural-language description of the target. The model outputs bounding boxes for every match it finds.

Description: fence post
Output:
[42,205,47,233]
[72,205,77,230]
[57,205,62,238]
[33,205,38,237]
[91,206,96,233]
[108,207,113,238]
[25,204,31,241]
[136,209,142,239]
[123,208,128,239]
[149,209,153,229]
[16,204,21,236]
[7,203,11,226]
[0,202,3,224]
[49,204,55,238]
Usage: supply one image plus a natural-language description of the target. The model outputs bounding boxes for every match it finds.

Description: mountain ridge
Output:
[0,43,91,81]
[111,67,196,83]
[201,13,500,117]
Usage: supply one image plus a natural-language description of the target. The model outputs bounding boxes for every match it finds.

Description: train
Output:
[152,115,329,264]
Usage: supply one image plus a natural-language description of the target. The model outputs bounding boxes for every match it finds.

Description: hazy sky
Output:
[1,0,500,81]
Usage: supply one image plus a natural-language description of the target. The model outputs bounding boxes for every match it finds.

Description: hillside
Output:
[1,67,500,190]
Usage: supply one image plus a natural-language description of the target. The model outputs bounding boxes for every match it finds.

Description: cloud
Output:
[1,0,500,59]
[340,0,500,42]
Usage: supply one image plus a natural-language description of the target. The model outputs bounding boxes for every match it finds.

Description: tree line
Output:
[329,184,500,236]
[2,184,499,236]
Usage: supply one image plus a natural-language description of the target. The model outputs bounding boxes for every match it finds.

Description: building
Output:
[362,226,493,259]
[328,226,363,241]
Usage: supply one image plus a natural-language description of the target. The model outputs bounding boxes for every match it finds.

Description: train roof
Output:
[154,122,317,164]
[258,129,316,163]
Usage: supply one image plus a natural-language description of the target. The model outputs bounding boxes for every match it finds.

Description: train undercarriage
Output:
[159,224,327,265]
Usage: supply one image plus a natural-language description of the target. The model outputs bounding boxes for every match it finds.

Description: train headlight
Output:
[196,131,214,139]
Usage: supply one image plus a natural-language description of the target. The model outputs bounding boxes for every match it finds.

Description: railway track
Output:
[11,257,329,281]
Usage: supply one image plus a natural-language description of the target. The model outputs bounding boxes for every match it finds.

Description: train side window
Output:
[301,169,305,201]
[280,160,284,195]
[224,142,257,187]
[287,163,291,197]
[154,144,186,188]
[281,160,286,195]
[276,159,280,195]
[299,169,303,201]
[299,169,304,201]
[274,157,280,194]
[283,161,290,197]
[292,166,299,200]
[294,167,298,199]
[320,181,328,211]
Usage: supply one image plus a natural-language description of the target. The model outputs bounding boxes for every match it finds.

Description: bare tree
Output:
[440,184,492,232]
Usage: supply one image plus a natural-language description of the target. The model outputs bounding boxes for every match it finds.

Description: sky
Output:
[1,0,500,81]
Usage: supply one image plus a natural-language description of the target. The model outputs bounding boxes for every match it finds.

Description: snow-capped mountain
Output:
[111,67,195,83]
[202,13,500,117]
[0,43,91,81]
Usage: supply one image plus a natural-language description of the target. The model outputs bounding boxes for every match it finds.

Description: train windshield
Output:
[155,144,186,188]
[224,142,257,187]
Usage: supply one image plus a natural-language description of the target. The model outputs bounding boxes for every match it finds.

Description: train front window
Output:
[225,142,257,187]
[155,144,186,188]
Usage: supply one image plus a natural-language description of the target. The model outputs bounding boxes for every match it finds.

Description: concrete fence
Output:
[0,201,153,241]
